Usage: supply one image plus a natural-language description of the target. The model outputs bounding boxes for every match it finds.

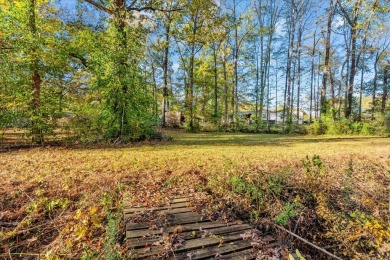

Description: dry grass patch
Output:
[0,131,389,258]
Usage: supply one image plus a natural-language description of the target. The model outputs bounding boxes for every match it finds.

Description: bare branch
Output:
[69,53,88,68]
[127,6,182,13]
[336,0,354,26]
[83,0,113,14]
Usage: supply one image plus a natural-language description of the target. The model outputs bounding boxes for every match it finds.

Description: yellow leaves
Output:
[74,225,88,241]
[346,233,363,242]
[14,1,26,10]
[75,209,83,220]
[293,195,301,203]
[90,206,98,215]
[90,214,102,227]
[90,206,102,227]
[72,206,103,241]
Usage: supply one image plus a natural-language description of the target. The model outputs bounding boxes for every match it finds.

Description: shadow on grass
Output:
[1,129,387,153]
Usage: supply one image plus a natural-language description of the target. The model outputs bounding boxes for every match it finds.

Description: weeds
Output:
[275,202,301,226]
[103,212,122,260]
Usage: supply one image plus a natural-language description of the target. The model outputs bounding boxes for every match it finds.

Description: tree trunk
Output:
[29,0,43,144]
[358,53,365,121]
[330,68,335,118]
[309,33,316,122]
[284,0,295,126]
[151,63,158,124]
[275,61,278,123]
[344,1,360,118]
[382,64,389,114]
[316,53,321,118]
[320,0,333,116]
[223,52,228,125]
[259,14,265,124]
[255,47,260,123]
[189,42,195,130]
[162,19,171,128]
[213,44,218,121]
[296,18,303,123]
[372,52,378,115]
[113,0,128,138]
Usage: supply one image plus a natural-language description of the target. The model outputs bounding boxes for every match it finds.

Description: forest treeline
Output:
[0,0,389,143]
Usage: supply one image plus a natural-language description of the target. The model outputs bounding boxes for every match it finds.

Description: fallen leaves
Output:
[1,132,389,258]
[173,225,183,234]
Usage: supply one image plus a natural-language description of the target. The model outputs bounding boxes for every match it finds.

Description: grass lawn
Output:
[1,130,389,258]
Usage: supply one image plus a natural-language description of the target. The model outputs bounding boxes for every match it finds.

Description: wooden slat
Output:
[219,248,257,259]
[123,195,277,259]
[125,207,195,220]
[133,229,259,259]
[170,238,253,259]
[124,201,190,214]
[261,235,276,243]
[126,221,230,239]
[127,224,252,249]
[267,241,281,248]
[126,212,210,231]
[170,197,190,204]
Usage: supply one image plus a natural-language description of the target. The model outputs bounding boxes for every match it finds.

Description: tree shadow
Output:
[1,130,388,153]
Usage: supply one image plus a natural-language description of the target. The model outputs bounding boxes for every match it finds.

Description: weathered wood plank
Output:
[134,229,259,259]
[126,221,230,239]
[261,235,276,243]
[170,197,190,204]
[127,224,252,249]
[219,248,257,259]
[170,238,253,259]
[125,207,195,220]
[126,212,210,231]
[267,241,281,248]
[124,201,190,214]
[123,195,276,259]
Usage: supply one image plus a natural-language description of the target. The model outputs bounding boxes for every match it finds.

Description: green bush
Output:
[307,115,385,136]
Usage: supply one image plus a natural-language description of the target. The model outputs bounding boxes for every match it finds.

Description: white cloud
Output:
[332,16,344,29]
[172,63,180,72]
[275,18,286,37]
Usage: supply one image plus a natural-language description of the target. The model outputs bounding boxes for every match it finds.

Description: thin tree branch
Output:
[83,0,113,14]
[274,224,343,260]
[69,53,88,68]
[336,0,353,26]
[127,6,182,13]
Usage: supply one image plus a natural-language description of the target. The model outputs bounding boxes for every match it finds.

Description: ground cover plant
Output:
[1,131,389,259]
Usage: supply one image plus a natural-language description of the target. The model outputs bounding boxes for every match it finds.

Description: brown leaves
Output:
[173,225,183,234]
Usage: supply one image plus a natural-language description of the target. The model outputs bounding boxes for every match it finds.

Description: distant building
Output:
[240,109,306,124]
[164,111,183,127]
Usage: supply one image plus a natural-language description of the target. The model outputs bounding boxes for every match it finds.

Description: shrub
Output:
[307,115,386,136]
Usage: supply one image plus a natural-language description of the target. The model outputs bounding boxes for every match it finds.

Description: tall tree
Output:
[320,0,334,117]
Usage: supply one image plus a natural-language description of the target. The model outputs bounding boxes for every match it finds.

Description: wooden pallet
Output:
[124,196,277,259]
